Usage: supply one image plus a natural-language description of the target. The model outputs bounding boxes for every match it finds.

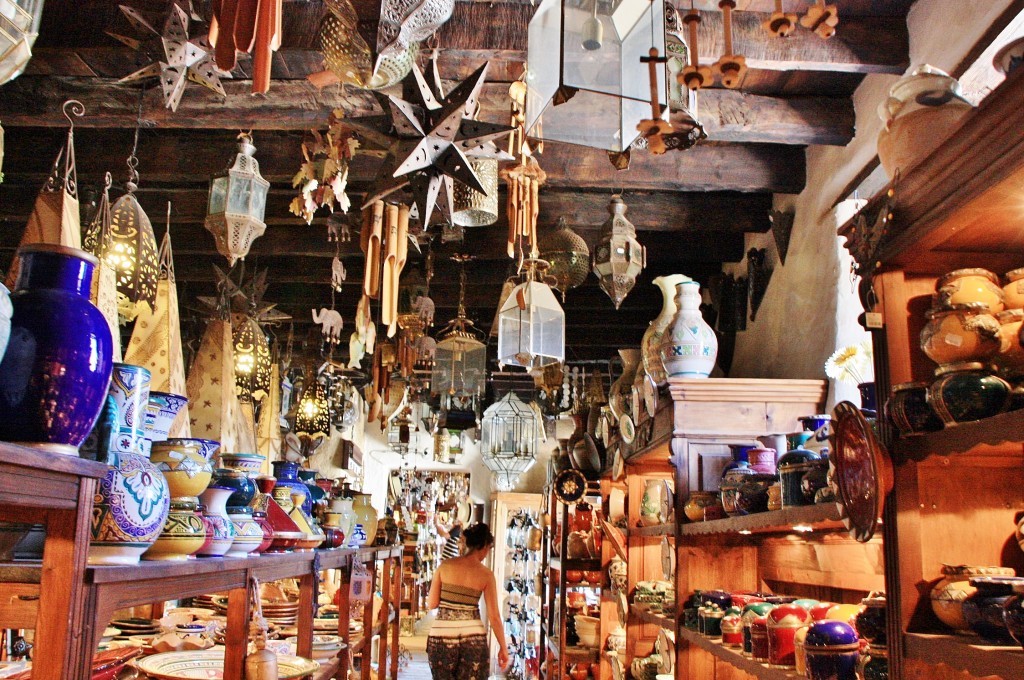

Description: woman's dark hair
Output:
[463,523,494,551]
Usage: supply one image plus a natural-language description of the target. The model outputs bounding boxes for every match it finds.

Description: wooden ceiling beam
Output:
[0,76,853,146]
[0,127,806,193]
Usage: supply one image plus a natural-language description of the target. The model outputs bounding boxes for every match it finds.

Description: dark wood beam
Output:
[0,76,853,146]
[0,127,806,193]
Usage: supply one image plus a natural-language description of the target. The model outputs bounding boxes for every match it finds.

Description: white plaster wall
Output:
[728,0,1016,406]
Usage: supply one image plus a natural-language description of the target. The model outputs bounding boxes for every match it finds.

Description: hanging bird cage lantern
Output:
[452,158,500,227]
[540,217,590,300]
[108,159,160,323]
[387,407,414,456]
[497,260,565,369]
[480,391,540,491]
[0,0,42,86]
[206,133,271,266]
[592,194,646,309]
[525,0,666,152]
[432,257,487,405]
[294,377,331,438]
[233,315,273,403]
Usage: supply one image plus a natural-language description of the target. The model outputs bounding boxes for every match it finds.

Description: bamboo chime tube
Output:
[382,203,399,335]
[363,200,384,298]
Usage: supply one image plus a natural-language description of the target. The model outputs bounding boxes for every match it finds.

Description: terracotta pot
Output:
[920,303,1001,366]
[936,268,1004,312]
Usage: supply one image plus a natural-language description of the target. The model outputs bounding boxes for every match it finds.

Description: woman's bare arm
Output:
[483,569,509,668]
[426,564,443,610]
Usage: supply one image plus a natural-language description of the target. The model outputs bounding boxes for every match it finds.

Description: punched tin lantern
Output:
[497,264,565,369]
[480,391,541,491]
[108,183,160,322]
[593,195,646,309]
[205,133,270,266]
[541,217,590,299]
[294,378,331,438]
[525,0,666,152]
[0,0,42,86]
[232,315,272,403]
[452,158,500,227]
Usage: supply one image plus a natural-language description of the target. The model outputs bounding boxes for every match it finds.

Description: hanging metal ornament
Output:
[592,195,646,309]
[108,148,160,323]
[763,0,798,38]
[801,0,839,39]
[346,62,515,226]
[233,314,272,403]
[540,217,589,300]
[114,3,228,112]
[712,0,746,88]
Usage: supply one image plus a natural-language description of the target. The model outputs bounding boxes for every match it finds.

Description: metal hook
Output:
[62,100,85,128]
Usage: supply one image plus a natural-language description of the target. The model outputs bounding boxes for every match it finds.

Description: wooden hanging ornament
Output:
[637,48,673,155]
[679,9,713,90]
[763,0,797,38]
[208,0,284,93]
[801,0,839,39]
[712,1,746,89]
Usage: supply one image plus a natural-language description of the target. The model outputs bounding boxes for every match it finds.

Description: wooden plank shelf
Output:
[905,633,1024,680]
[893,409,1024,461]
[631,523,674,537]
[547,637,601,663]
[632,607,674,630]
[677,628,801,679]
[679,503,844,536]
[549,557,603,572]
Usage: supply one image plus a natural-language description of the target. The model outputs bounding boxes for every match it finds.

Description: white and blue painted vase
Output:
[659,281,718,378]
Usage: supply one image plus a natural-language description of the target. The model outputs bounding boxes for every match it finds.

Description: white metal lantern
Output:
[205,133,270,266]
[0,0,42,86]
[480,391,540,491]
[452,158,499,227]
[497,262,565,369]
[525,0,666,152]
[593,194,646,309]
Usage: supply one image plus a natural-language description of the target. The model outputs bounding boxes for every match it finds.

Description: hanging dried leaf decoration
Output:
[109,172,160,323]
[289,110,359,225]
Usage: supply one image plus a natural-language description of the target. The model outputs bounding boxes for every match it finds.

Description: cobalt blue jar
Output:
[271,461,311,514]
[0,245,113,453]
[803,620,860,680]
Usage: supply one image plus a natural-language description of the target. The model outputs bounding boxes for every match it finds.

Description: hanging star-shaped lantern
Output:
[347,62,514,226]
[113,3,228,112]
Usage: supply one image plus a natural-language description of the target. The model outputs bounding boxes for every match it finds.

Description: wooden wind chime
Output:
[679,1,745,90]
[638,48,672,154]
[501,78,547,262]
[763,0,837,39]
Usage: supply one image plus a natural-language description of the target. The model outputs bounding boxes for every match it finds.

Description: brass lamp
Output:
[540,217,590,300]
[108,171,160,323]
[205,133,271,266]
[294,378,331,438]
[592,195,646,309]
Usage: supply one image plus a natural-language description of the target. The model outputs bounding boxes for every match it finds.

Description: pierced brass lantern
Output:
[592,195,646,309]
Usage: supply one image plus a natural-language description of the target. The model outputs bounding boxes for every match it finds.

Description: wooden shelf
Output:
[549,557,602,572]
[630,523,674,537]
[632,607,674,630]
[677,628,801,679]
[893,409,1024,460]
[679,503,844,536]
[905,633,1024,680]
[547,637,601,663]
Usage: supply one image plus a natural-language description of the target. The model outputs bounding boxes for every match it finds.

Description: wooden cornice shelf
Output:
[905,632,1024,680]
[679,503,844,536]
[549,557,602,572]
[677,628,801,679]
[633,607,675,630]
[893,409,1024,460]
[631,523,674,538]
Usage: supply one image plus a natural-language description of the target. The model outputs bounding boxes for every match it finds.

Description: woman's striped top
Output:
[429,583,486,638]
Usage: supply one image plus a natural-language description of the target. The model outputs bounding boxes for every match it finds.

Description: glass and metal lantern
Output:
[592,194,646,308]
[205,133,271,266]
[452,158,499,227]
[387,407,414,456]
[525,0,666,151]
[232,315,272,403]
[0,0,42,86]
[480,392,540,491]
[432,260,487,404]
[294,377,331,439]
[497,260,565,369]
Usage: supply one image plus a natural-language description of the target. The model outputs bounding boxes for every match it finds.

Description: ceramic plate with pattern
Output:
[829,401,893,543]
[611,448,625,482]
[136,648,319,679]
[618,414,636,444]
[660,537,673,582]
[554,469,587,504]
[643,374,658,417]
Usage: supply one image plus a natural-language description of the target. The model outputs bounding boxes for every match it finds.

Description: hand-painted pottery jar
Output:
[150,439,215,502]
[858,382,878,414]
[928,362,1011,426]
[108,363,153,457]
[730,592,768,609]
[1002,582,1024,651]
[195,505,214,555]
[682,591,702,631]
[767,604,811,668]
[142,498,206,561]
[804,620,860,680]
[684,491,725,522]
[1003,268,1024,310]
[145,392,189,444]
[778,443,820,508]
[799,415,832,458]
[936,268,1004,312]
[930,564,1015,631]
[824,603,864,626]
[962,576,1024,645]
[90,449,171,565]
[701,590,733,611]
[858,644,889,680]
[920,303,1001,366]
[659,280,718,378]
[749,616,771,662]
[809,602,837,621]
[271,461,312,515]
[885,382,943,436]
[793,625,810,676]
[793,598,820,613]
[720,462,756,517]
[643,275,689,385]
[700,604,725,637]
[253,510,274,553]
[211,468,257,510]
[226,507,265,557]
[352,492,379,545]
[994,309,1024,374]
[195,485,236,558]
[722,444,753,476]
[854,593,887,645]
[747,447,777,475]
[801,459,830,504]
[298,469,328,510]
[722,614,744,646]
[736,473,777,515]
[742,602,775,656]
[81,395,120,463]
[0,244,114,453]
[219,452,266,477]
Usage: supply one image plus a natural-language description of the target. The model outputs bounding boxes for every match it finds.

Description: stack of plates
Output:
[261,600,300,625]
[191,595,227,614]
[111,618,161,639]
[313,617,341,632]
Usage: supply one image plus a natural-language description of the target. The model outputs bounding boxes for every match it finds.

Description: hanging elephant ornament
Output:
[312,307,344,346]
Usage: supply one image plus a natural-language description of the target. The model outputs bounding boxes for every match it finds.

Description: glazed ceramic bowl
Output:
[1003,268,1024,309]
[930,564,1016,631]
[920,303,1001,366]
[151,439,215,500]
[219,452,267,476]
[136,648,318,678]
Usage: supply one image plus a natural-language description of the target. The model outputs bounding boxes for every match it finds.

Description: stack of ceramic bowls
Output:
[574,614,601,648]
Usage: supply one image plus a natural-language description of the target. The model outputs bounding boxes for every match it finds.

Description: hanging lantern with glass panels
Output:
[497,260,565,369]
[0,0,42,86]
[206,133,271,266]
[432,256,487,407]
[592,194,646,309]
[480,391,541,491]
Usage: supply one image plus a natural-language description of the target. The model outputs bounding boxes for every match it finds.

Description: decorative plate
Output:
[660,536,673,582]
[657,628,675,673]
[619,413,636,444]
[611,448,625,482]
[658,480,673,524]
[643,374,658,417]
[554,469,587,504]
[136,649,319,679]
[829,401,894,543]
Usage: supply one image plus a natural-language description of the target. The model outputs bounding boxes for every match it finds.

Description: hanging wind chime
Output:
[679,6,712,90]
[712,0,746,88]
[763,0,797,38]
[501,79,547,263]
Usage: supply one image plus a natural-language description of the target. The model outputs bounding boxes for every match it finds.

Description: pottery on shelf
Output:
[80,394,120,463]
[642,274,689,386]
[741,602,775,657]
[90,448,172,565]
[0,245,114,453]
[330,494,356,546]
[195,485,236,558]
[996,308,1024,377]
[929,565,1014,632]
[145,392,189,444]
[683,490,724,523]
[352,493,378,546]
[927,362,1011,426]
[749,616,771,662]
[778,439,820,508]
[803,620,860,680]
[720,461,755,517]
[767,604,811,668]
[150,439,216,502]
[1003,268,1024,310]
[212,468,257,510]
[747,447,777,475]
[271,461,313,516]
[659,281,717,379]
[936,268,1005,313]
[227,506,266,557]
[859,645,888,680]
[219,452,266,477]
[885,382,943,436]
[608,348,641,419]
[855,593,887,645]
[920,303,1001,367]
[257,478,304,553]
[143,498,207,561]
[108,363,154,457]
[1002,582,1024,652]
[962,576,1024,645]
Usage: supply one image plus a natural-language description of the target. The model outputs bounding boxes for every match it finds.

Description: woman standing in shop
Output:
[426,523,509,679]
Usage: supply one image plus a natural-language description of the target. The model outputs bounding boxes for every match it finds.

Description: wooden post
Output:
[336,555,352,680]
[377,555,392,676]
[224,587,252,679]
[296,571,316,659]
[390,552,402,680]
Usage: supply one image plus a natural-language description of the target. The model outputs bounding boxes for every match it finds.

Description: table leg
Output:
[225,587,251,678]
[361,559,375,680]
[336,559,351,680]
[296,572,315,659]
[377,557,391,676]
[390,557,401,680]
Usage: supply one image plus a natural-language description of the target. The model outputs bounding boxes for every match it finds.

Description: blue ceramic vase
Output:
[271,461,311,515]
[212,468,257,511]
[0,245,114,453]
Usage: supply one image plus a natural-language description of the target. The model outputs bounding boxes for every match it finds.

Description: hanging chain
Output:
[126,88,145,190]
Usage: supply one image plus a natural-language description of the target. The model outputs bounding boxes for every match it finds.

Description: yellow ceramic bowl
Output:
[936,268,1004,313]
[150,440,214,500]
[920,303,1000,366]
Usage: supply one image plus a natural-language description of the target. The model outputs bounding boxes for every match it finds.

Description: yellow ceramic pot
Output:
[936,268,1004,313]
[930,564,1015,631]
[683,491,724,523]
[150,439,214,501]
[995,309,1024,373]
[352,493,379,545]
[144,499,206,561]
[920,303,1000,367]
[1004,268,1024,310]
[824,603,863,626]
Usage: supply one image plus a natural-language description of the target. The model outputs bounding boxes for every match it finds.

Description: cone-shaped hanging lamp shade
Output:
[108,184,160,323]
[186,318,239,451]
[82,174,122,363]
[257,362,282,464]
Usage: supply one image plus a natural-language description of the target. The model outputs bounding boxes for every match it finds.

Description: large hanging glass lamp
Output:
[205,132,271,266]
[480,391,540,491]
[233,315,272,403]
[432,257,487,405]
[525,0,666,152]
[294,377,331,439]
[497,260,565,369]
[541,217,590,300]
[592,194,646,309]
[108,164,160,323]
[0,0,42,86]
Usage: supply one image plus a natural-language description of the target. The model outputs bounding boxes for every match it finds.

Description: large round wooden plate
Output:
[829,401,893,543]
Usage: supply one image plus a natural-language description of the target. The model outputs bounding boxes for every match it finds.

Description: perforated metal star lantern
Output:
[347,62,514,225]
[114,3,228,112]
